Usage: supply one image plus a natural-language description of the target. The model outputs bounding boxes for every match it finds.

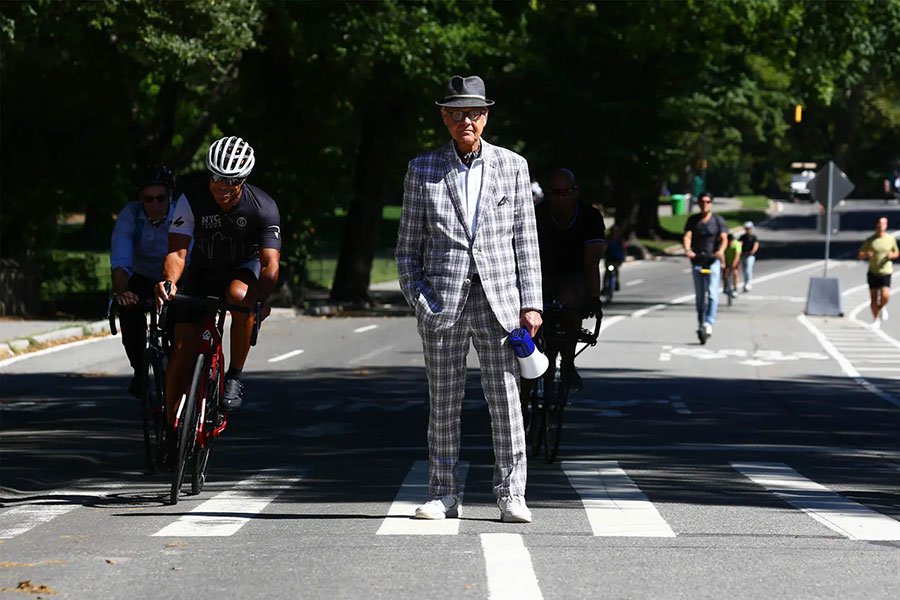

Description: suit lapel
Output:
[442,142,473,240]
[473,139,498,241]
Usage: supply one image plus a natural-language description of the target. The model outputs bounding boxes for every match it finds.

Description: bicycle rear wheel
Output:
[170,355,204,505]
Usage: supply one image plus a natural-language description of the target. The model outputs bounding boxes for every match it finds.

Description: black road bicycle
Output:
[521,300,600,464]
[166,295,261,505]
[107,296,170,474]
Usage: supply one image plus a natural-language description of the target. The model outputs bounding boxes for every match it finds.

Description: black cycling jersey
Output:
[535,201,606,275]
[170,183,281,274]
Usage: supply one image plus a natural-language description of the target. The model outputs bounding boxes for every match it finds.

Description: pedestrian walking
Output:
[857,216,899,330]
[395,75,543,523]
[739,221,759,292]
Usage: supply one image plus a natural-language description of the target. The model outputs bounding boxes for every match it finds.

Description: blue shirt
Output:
[110,200,177,280]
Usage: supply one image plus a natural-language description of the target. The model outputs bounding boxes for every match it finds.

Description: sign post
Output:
[805,161,854,316]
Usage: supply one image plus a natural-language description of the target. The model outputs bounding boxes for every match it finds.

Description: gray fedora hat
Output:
[435,75,495,107]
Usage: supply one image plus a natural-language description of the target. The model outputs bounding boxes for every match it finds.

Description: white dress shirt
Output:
[454,153,485,236]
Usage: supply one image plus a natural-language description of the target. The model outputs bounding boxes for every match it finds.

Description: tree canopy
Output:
[2,0,897,303]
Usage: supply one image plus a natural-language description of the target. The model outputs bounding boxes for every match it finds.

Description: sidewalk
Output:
[0,317,109,359]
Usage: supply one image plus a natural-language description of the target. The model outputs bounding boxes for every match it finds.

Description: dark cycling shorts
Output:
[182,258,260,297]
[867,271,892,290]
[170,259,260,325]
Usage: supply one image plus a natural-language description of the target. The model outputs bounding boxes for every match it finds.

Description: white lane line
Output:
[353,324,378,333]
[268,349,304,363]
[732,462,900,541]
[599,315,625,335]
[858,367,900,372]
[631,302,672,319]
[377,460,469,535]
[561,460,676,537]
[797,315,900,409]
[848,289,900,351]
[348,344,396,365]
[624,279,644,287]
[0,335,110,369]
[670,395,691,415]
[152,470,304,537]
[480,533,543,600]
[0,504,79,539]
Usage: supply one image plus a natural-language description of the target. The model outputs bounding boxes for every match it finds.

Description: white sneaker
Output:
[415,495,460,519]
[704,323,713,337]
[881,307,889,321]
[745,284,752,292]
[498,495,532,523]
[870,319,882,331]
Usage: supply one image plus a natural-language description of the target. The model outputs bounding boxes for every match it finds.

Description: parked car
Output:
[789,161,817,202]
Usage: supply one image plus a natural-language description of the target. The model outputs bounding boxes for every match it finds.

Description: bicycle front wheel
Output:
[141,356,166,474]
[192,365,221,496]
[170,355,204,505]
[544,401,565,464]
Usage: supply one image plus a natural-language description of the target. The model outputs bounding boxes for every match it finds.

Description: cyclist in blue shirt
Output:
[110,165,177,397]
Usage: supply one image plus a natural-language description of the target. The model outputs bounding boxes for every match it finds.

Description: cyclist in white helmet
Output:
[155,136,281,466]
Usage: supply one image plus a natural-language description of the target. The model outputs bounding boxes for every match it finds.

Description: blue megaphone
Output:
[508,328,549,379]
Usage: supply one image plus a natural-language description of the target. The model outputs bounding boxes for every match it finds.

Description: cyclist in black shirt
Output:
[534,168,605,390]
[156,136,281,459]
[683,192,727,338]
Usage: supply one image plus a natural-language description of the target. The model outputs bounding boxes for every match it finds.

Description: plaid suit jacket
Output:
[396,138,542,332]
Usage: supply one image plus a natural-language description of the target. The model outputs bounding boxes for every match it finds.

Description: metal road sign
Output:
[809,161,854,205]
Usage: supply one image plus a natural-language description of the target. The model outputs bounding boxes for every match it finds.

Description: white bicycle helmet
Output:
[206,136,255,179]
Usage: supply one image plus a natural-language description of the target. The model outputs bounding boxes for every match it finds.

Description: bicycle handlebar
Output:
[107,295,159,336]
[165,295,263,347]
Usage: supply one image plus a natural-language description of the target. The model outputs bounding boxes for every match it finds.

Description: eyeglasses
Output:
[210,174,246,186]
[142,193,168,203]
[444,108,488,123]
[549,187,576,197]
[698,200,711,205]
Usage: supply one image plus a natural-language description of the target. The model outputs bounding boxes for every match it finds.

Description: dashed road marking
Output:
[268,349,304,363]
[481,533,543,600]
[353,325,379,333]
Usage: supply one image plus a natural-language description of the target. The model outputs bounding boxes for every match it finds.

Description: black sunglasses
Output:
[210,174,246,186]
[142,193,168,203]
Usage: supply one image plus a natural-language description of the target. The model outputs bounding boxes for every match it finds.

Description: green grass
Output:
[304,256,398,290]
[640,195,771,254]
[305,204,402,289]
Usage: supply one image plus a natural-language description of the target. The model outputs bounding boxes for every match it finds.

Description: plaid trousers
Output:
[417,281,527,499]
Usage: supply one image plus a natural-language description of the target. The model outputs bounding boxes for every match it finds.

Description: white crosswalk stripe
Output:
[560,460,676,537]
[152,469,305,537]
[1,460,897,542]
[377,460,470,535]
[732,462,900,541]
[0,504,79,539]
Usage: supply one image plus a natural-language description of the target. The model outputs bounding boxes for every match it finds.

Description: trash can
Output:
[671,194,686,215]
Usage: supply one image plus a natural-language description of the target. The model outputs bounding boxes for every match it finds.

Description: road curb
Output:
[0,320,110,359]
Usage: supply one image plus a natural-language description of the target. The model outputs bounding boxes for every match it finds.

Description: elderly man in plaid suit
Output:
[396,75,543,523]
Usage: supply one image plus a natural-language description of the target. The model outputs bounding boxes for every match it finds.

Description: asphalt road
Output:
[1,201,899,599]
